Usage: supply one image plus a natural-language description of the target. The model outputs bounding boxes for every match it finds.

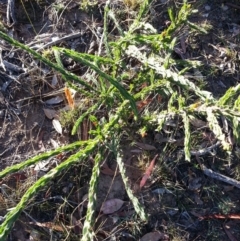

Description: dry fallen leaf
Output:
[140,154,158,189]
[34,159,51,172]
[50,138,59,148]
[52,119,62,134]
[72,216,83,235]
[135,142,156,151]
[51,74,58,87]
[189,116,208,128]
[100,161,117,176]
[43,108,57,119]
[136,98,152,111]
[65,87,75,110]
[45,96,64,105]
[101,198,124,214]
[29,229,42,241]
[140,231,169,241]
[223,221,238,241]
[28,221,72,232]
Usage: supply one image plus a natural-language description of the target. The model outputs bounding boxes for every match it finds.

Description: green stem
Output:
[0,139,99,240]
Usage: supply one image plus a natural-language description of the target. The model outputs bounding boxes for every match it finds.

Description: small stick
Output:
[6,0,16,27]
[190,141,220,156]
[196,155,240,189]
[35,32,83,52]
[225,3,240,11]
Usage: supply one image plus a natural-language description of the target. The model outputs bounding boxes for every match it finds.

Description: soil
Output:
[1,0,240,240]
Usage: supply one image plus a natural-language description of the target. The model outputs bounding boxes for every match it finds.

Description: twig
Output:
[34,32,83,52]
[3,60,24,73]
[179,140,220,156]
[190,141,220,156]
[225,3,240,11]
[6,0,16,27]
[196,155,240,189]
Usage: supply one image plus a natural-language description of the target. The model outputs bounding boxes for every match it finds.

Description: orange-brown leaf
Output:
[140,154,158,189]
[64,87,74,109]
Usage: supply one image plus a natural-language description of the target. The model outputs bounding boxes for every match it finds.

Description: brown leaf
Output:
[223,185,234,192]
[51,74,58,87]
[140,231,169,241]
[180,36,186,54]
[100,166,116,176]
[28,221,72,232]
[65,87,75,110]
[189,116,208,128]
[136,98,152,111]
[52,119,62,134]
[71,216,83,235]
[135,142,156,151]
[101,198,124,214]
[8,172,27,181]
[45,96,64,105]
[140,154,158,189]
[43,108,57,119]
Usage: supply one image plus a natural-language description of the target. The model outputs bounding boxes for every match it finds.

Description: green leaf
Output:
[55,47,138,117]
[206,108,230,150]
[182,111,191,161]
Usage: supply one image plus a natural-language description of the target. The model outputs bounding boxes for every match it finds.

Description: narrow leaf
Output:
[140,154,158,189]
[182,111,191,161]
[52,119,62,134]
[206,108,230,150]
[55,47,138,117]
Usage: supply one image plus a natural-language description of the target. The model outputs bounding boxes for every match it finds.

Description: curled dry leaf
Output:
[52,119,62,134]
[43,108,57,119]
[140,231,169,241]
[101,198,124,214]
[45,96,64,105]
[65,87,75,110]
